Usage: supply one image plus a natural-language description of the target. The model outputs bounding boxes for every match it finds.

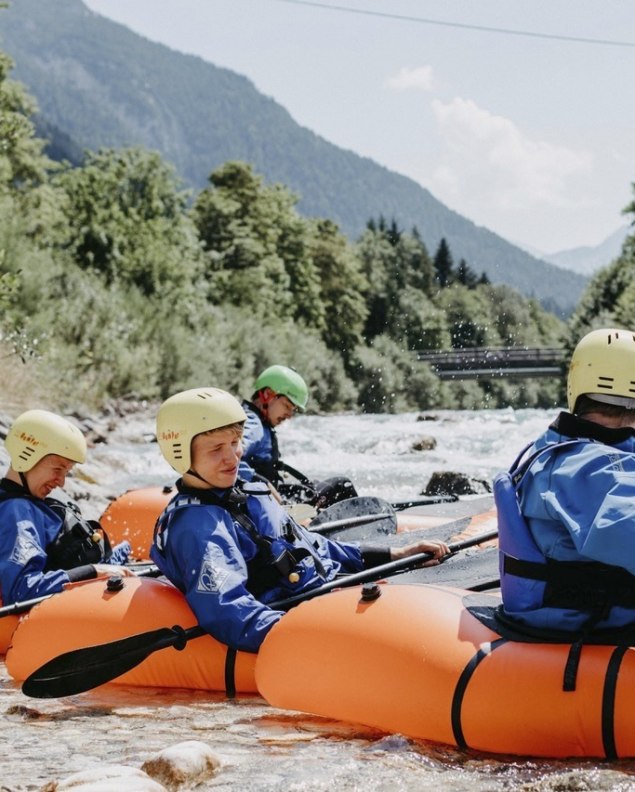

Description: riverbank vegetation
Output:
[0,50,632,415]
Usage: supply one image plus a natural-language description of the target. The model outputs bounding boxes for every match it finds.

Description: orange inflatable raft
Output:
[6,576,257,693]
[0,614,18,655]
[99,485,492,561]
[256,583,635,759]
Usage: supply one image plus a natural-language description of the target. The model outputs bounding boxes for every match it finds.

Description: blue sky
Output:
[83,0,635,254]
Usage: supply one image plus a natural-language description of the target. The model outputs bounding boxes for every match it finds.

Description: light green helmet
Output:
[253,365,308,411]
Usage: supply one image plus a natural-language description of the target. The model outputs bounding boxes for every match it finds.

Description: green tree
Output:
[306,219,367,358]
[351,334,446,413]
[455,258,480,289]
[433,238,454,289]
[55,148,203,298]
[192,161,322,324]
[356,223,436,347]
[0,49,64,367]
[437,285,496,349]
[484,284,565,347]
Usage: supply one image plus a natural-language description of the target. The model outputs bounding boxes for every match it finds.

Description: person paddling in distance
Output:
[0,409,133,606]
[150,388,449,653]
[496,328,635,636]
[240,364,358,508]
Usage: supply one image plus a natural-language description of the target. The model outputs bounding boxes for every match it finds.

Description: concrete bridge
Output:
[415,347,566,380]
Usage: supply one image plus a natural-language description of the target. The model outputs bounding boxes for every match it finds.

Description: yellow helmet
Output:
[5,409,87,472]
[156,388,247,474]
[567,328,635,412]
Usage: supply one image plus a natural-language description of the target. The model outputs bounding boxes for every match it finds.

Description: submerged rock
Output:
[424,471,492,496]
[141,740,221,790]
[410,435,437,451]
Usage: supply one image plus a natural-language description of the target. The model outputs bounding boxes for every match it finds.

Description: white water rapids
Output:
[1,407,635,790]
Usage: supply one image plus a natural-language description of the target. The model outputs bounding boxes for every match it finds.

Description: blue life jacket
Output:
[154,482,329,597]
[495,440,635,628]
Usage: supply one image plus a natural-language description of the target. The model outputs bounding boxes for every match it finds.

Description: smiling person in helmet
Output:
[150,388,449,653]
[240,364,358,509]
[495,328,635,636]
[0,409,133,606]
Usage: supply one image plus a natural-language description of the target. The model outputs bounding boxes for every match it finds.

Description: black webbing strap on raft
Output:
[450,637,508,750]
[601,645,629,760]
[224,647,237,699]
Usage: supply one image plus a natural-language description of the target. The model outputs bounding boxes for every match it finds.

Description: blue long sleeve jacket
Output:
[0,493,71,605]
[150,481,365,652]
[238,401,276,483]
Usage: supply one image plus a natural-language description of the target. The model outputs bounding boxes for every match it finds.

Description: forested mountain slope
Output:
[0,0,587,315]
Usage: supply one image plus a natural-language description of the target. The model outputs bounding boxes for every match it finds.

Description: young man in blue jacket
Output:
[239,364,358,508]
[0,409,132,606]
[496,328,635,635]
[150,387,449,653]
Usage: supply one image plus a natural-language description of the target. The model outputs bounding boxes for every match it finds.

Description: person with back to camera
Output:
[0,409,133,606]
[150,387,449,653]
[240,364,358,508]
[495,328,635,642]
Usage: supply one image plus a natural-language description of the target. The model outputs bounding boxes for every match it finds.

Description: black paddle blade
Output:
[22,624,204,699]
[310,496,397,540]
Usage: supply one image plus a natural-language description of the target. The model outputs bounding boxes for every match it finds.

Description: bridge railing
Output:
[414,347,566,380]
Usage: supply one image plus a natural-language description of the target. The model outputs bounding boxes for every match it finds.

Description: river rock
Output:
[141,740,221,789]
[40,764,166,791]
[410,436,437,451]
[424,471,492,496]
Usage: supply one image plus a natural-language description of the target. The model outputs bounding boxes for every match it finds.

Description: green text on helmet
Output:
[156,388,247,474]
[567,328,635,412]
[253,365,308,411]
[5,409,87,472]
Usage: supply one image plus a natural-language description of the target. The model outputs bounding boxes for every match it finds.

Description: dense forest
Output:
[0,0,588,317]
[0,49,633,415]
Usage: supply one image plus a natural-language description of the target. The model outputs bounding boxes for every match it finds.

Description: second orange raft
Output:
[99,485,494,561]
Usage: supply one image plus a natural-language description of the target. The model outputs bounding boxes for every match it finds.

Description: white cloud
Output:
[386,66,435,92]
[427,97,593,213]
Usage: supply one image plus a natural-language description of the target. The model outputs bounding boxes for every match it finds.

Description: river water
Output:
[2,407,635,790]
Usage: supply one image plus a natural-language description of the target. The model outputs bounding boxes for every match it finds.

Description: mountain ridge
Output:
[543,225,630,276]
[0,0,588,315]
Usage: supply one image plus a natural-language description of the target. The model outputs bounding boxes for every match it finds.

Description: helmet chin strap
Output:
[185,468,218,489]
[19,471,33,497]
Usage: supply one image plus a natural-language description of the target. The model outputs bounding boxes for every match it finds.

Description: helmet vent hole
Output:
[18,447,35,462]
[172,443,183,460]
